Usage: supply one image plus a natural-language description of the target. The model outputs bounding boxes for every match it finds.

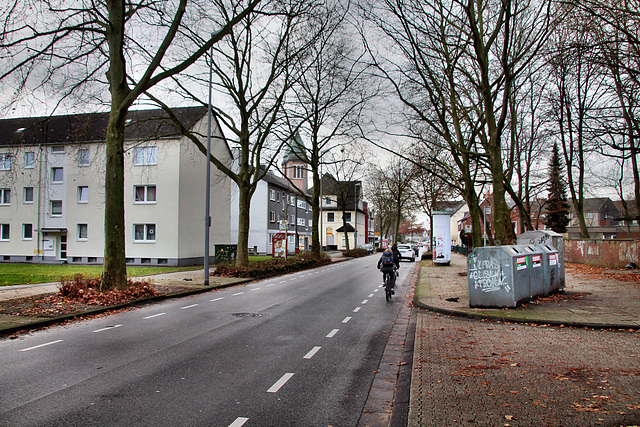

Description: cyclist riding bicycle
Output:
[377,248,399,294]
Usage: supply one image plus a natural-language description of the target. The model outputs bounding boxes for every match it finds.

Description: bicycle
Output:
[383,268,396,301]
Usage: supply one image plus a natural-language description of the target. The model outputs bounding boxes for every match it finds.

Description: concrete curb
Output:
[0,278,254,337]
[412,299,640,331]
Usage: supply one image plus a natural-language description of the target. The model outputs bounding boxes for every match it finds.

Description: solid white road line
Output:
[180,304,199,310]
[229,417,249,427]
[303,346,321,359]
[93,324,123,333]
[20,340,63,352]
[342,317,352,324]
[143,313,166,319]
[326,329,339,338]
[267,373,294,393]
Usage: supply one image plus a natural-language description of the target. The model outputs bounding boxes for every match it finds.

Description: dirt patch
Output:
[0,284,195,318]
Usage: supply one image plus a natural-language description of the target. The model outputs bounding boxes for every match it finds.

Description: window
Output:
[50,200,62,216]
[22,224,33,240]
[297,218,306,226]
[324,197,332,206]
[51,146,65,153]
[0,154,11,171]
[270,211,276,223]
[78,148,90,166]
[77,186,89,203]
[134,185,156,203]
[0,189,10,205]
[344,212,352,222]
[134,146,157,165]
[0,224,9,240]
[327,212,334,222]
[297,200,306,209]
[24,152,35,168]
[293,165,304,179]
[134,224,156,242]
[77,224,88,240]
[51,167,63,183]
[23,187,33,204]
[270,189,276,201]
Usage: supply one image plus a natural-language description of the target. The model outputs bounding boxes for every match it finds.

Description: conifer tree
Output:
[544,143,571,233]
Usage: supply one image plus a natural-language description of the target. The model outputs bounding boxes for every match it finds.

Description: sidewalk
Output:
[408,254,640,427]
[414,253,640,330]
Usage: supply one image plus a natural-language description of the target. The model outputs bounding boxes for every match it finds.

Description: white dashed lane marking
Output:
[267,373,294,393]
[143,313,166,319]
[303,346,322,359]
[326,329,339,338]
[20,340,63,352]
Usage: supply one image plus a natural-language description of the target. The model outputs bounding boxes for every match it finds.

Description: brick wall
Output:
[565,239,640,268]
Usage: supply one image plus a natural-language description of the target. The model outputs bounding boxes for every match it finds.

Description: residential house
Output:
[613,200,639,238]
[0,107,232,265]
[316,174,368,251]
[567,197,619,239]
[229,167,313,255]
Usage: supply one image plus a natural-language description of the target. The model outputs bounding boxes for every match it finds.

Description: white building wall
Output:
[65,143,105,260]
[0,116,232,265]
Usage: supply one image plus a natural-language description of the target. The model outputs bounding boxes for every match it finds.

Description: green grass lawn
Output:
[0,256,275,286]
[0,264,201,286]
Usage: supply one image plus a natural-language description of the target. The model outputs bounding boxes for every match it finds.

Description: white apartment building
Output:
[0,107,232,266]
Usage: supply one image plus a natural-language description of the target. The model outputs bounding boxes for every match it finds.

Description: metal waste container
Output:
[519,245,544,299]
[467,245,532,308]
[518,231,565,292]
[536,243,561,295]
[214,244,237,264]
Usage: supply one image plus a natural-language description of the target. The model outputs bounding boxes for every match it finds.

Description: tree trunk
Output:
[342,209,350,250]
[310,169,322,257]
[101,0,130,291]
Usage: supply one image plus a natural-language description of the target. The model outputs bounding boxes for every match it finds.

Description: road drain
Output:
[232,313,263,317]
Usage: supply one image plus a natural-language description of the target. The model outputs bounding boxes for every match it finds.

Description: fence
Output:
[564,239,640,268]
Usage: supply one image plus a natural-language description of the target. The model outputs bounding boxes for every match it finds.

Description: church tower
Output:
[282,132,308,192]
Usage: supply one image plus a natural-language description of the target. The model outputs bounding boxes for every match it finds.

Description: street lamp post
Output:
[204,44,214,286]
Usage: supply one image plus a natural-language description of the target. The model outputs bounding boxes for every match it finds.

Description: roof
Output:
[612,200,638,220]
[281,132,307,165]
[434,200,466,213]
[0,106,209,147]
[335,223,356,232]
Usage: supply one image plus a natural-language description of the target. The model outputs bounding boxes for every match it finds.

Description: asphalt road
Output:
[0,256,409,426]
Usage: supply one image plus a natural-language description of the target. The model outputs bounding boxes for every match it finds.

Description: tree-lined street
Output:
[0,257,413,426]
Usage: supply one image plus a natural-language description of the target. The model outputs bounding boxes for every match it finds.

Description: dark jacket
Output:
[391,245,401,264]
[377,251,399,272]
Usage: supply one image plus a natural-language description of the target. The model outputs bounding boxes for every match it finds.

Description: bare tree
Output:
[545,14,608,238]
[360,0,554,245]
[274,1,377,257]
[0,0,258,289]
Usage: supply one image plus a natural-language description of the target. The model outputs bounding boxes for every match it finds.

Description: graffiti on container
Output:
[468,258,509,293]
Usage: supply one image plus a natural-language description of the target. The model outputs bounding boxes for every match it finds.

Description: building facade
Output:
[0,107,232,265]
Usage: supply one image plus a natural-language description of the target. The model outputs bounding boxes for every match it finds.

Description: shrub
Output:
[58,274,158,305]
[213,252,331,278]
[342,248,370,258]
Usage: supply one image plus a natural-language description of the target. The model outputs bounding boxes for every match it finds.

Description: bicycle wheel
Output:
[385,276,392,301]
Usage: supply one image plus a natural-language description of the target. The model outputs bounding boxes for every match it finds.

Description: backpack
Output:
[381,251,394,265]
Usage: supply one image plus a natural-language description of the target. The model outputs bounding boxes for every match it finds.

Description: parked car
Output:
[397,244,416,262]
[360,243,374,254]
